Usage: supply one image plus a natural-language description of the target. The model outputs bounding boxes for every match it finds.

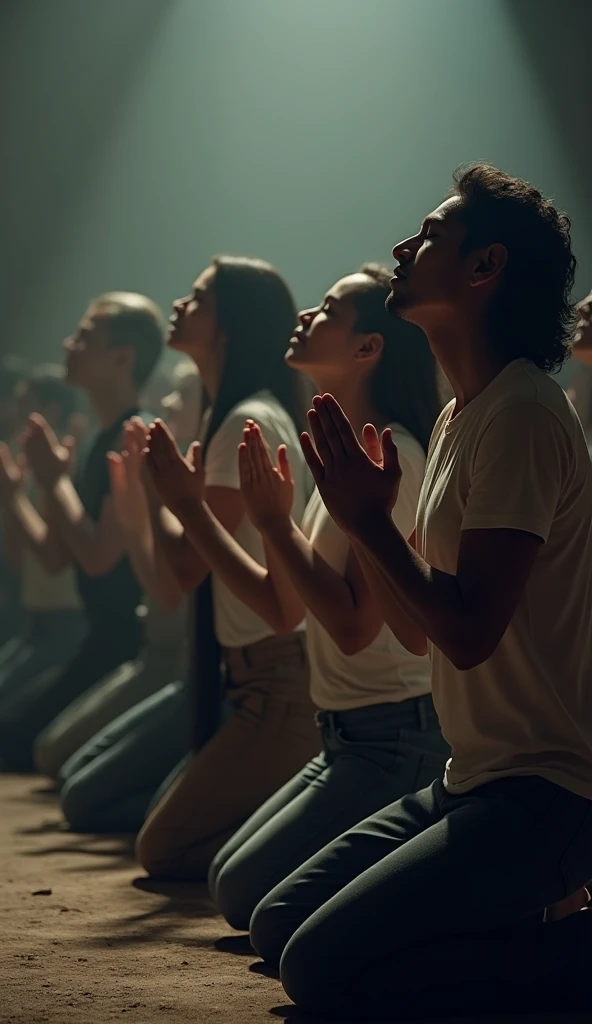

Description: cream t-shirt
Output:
[416,359,592,799]
[303,425,431,711]
[204,390,309,649]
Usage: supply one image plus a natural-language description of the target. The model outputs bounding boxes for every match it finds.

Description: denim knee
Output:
[61,777,96,833]
[249,892,296,968]
[212,858,257,932]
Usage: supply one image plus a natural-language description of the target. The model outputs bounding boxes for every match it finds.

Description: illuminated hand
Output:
[22,414,75,490]
[238,420,294,532]
[300,394,401,535]
[107,421,150,530]
[0,443,25,505]
[144,418,203,517]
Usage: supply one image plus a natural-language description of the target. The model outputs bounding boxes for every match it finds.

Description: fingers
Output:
[306,407,333,471]
[145,419,179,473]
[238,442,251,489]
[300,431,324,487]
[186,440,202,471]
[362,423,383,467]
[381,428,402,477]
[320,394,360,456]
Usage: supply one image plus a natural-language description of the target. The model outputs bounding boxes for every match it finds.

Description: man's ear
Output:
[470,243,508,290]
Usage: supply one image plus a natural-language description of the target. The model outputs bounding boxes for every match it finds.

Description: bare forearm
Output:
[261,519,362,645]
[176,502,303,633]
[351,511,465,658]
[46,476,103,573]
[122,514,183,610]
[7,491,68,573]
[148,500,208,593]
[352,540,428,656]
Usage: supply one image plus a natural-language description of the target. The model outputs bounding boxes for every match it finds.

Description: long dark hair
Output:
[194,255,305,751]
[354,263,441,452]
[201,255,305,454]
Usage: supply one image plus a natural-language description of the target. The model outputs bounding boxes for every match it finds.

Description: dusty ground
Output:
[0,775,589,1024]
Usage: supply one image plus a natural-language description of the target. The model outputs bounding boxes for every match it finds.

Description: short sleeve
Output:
[462,403,572,542]
[204,409,246,490]
[204,404,286,491]
[390,430,425,541]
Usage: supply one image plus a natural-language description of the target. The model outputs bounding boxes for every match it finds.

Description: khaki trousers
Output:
[136,632,318,880]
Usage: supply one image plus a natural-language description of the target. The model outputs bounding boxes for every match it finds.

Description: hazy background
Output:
[2,0,591,384]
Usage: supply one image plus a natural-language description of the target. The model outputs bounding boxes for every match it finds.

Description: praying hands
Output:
[300,394,402,536]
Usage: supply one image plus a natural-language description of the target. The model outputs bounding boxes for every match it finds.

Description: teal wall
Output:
[2,0,591,386]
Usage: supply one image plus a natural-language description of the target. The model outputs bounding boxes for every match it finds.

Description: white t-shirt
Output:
[416,359,592,799]
[204,390,309,649]
[302,425,431,711]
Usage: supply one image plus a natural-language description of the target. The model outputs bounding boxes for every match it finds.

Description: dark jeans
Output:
[59,681,191,834]
[0,610,87,712]
[210,696,448,930]
[251,775,592,1019]
[0,616,141,772]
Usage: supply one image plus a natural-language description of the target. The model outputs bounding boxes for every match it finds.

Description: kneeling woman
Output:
[147,263,448,915]
[133,256,319,879]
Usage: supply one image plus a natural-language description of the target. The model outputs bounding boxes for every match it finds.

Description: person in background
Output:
[0,356,30,646]
[249,165,592,1019]
[33,366,202,781]
[0,366,87,723]
[176,264,447,931]
[570,287,592,448]
[0,292,164,771]
[58,258,317,844]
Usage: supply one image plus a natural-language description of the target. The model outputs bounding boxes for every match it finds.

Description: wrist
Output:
[346,507,393,542]
[259,514,295,542]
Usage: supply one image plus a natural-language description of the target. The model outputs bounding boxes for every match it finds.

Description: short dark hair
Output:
[354,263,442,452]
[90,292,165,386]
[451,163,577,373]
[27,364,78,433]
[202,256,305,452]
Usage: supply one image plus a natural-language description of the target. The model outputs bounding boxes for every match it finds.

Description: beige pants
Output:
[136,632,318,880]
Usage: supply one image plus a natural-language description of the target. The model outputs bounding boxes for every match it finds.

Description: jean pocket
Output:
[395,729,449,793]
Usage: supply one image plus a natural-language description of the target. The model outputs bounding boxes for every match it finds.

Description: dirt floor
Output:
[0,774,590,1024]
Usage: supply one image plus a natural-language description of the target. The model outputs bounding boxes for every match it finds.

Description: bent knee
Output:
[250,894,297,968]
[33,733,62,780]
[280,931,338,1014]
[61,780,97,833]
[214,861,258,932]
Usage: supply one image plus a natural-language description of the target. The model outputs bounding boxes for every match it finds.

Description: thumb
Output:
[362,423,382,466]
[277,444,293,484]
[381,428,401,474]
[187,440,202,471]
[62,434,76,458]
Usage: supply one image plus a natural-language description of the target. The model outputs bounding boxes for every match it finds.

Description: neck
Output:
[88,381,140,429]
[194,357,221,408]
[313,372,381,438]
[425,315,511,412]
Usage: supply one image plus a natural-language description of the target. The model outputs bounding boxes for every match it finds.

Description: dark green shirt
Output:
[74,408,151,624]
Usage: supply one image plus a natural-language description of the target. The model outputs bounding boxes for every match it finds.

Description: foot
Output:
[544,887,590,923]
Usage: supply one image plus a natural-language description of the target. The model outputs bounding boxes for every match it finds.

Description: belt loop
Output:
[418,697,428,732]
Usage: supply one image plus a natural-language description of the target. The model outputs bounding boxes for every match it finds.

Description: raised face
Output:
[286,273,383,385]
[386,197,469,325]
[167,265,219,368]
[63,310,132,392]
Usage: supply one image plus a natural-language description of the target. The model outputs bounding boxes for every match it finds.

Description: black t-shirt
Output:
[74,408,151,624]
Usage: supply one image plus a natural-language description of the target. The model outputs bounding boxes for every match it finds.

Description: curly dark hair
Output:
[451,163,577,372]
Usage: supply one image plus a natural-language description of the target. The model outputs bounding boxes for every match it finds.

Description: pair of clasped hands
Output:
[108,396,404,539]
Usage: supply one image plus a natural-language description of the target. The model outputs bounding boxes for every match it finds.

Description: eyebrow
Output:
[420,215,445,232]
[322,293,341,304]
